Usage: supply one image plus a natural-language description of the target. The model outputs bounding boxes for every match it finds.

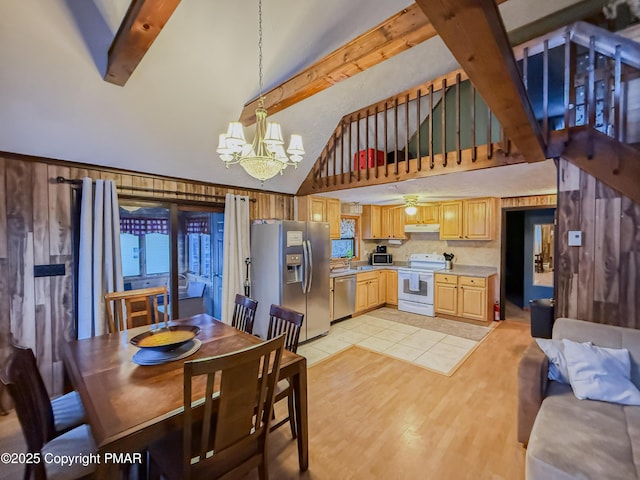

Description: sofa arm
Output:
[517,340,548,446]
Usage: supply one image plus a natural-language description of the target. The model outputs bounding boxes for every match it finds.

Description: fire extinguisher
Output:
[494,302,501,321]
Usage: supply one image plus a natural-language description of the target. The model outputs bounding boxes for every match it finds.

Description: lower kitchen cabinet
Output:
[385,270,398,305]
[356,271,380,312]
[434,274,458,315]
[458,276,487,321]
[355,269,398,313]
[435,273,495,322]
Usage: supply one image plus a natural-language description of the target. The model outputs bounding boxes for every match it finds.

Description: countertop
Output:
[330,263,497,278]
[330,264,405,278]
[434,265,497,277]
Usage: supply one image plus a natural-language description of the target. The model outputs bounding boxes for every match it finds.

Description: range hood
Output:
[404,223,440,233]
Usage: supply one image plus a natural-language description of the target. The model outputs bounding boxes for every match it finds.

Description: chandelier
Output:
[216,0,304,183]
[404,196,418,216]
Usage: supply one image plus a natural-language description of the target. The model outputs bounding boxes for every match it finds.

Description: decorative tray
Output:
[132,339,201,366]
[130,325,200,352]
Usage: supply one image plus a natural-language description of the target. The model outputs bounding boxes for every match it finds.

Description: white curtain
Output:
[77,178,124,338]
[221,193,250,324]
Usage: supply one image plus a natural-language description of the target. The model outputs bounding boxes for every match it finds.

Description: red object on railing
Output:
[353,149,385,170]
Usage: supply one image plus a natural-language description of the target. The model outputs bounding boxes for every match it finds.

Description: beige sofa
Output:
[518,317,640,480]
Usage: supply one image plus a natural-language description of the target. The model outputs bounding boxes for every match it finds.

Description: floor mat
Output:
[366,307,493,341]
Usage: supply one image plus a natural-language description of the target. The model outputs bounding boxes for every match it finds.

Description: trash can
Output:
[530,298,555,339]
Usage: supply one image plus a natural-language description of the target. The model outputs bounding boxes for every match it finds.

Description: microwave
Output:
[370,253,393,265]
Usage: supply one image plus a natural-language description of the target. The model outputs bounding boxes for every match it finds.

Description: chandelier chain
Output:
[258,0,264,100]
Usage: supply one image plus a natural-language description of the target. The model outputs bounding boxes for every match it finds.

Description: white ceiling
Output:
[0,0,583,197]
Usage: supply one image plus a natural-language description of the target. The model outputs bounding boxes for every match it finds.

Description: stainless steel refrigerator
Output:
[250,220,330,342]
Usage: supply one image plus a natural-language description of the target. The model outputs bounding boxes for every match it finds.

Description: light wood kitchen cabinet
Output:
[356,281,368,312]
[439,198,495,240]
[362,205,383,239]
[380,206,406,239]
[326,198,341,240]
[298,195,341,239]
[434,274,458,316]
[405,203,440,225]
[435,273,494,322]
[458,276,487,322]
[356,271,381,312]
[378,269,387,304]
[463,198,494,240]
[385,270,398,305]
[390,207,406,239]
[440,201,464,239]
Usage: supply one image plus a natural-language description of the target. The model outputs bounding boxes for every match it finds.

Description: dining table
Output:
[62,314,309,479]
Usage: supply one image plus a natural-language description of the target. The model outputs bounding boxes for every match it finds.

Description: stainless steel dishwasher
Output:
[333,274,356,321]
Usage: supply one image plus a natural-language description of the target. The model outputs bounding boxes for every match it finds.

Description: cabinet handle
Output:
[459,235,463,239]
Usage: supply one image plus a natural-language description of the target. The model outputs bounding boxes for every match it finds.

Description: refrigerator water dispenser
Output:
[285,254,302,284]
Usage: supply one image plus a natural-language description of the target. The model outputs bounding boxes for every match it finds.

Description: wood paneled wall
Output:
[0,153,294,406]
[556,158,640,328]
[501,194,557,209]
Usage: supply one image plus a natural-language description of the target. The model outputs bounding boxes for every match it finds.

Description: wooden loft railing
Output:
[297,68,517,196]
[298,21,640,199]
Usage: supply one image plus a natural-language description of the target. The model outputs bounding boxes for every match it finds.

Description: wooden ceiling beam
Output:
[414,0,546,163]
[240,1,510,126]
[105,0,182,87]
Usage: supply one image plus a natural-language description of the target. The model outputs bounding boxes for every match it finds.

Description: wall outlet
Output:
[568,231,582,247]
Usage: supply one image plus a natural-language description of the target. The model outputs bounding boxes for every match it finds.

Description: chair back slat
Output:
[0,344,56,464]
[267,304,304,353]
[104,286,168,333]
[182,335,284,479]
[231,294,258,334]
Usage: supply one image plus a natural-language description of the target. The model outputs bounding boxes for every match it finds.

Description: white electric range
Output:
[397,253,446,316]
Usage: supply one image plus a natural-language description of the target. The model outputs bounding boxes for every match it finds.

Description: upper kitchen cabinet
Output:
[381,206,406,239]
[361,205,382,239]
[298,195,341,239]
[326,198,341,239]
[404,204,439,225]
[440,198,496,240]
[363,205,405,240]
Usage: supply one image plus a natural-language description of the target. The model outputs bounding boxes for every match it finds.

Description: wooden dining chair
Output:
[231,294,259,334]
[9,343,87,437]
[147,335,285,480]
[266,304,304,438]
[104,286,168,333]
[1,345,96,480]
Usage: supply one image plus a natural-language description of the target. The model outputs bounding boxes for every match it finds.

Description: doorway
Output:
[118,202,224,320]
[501,206,555,319]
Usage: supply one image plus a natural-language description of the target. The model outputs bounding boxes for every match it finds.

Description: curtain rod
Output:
[55,176,257,202]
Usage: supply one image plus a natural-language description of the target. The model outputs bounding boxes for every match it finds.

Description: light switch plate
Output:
[568,231,582,246]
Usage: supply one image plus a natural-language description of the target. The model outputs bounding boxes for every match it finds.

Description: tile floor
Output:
[298,313,489,375]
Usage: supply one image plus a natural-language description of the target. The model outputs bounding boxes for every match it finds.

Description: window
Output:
[119,208,171,279]
[145,233,170,275]
[120,233,141,277]
[331,216,359,259]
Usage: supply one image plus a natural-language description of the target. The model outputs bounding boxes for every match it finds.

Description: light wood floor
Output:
[0,320,531,480]
[262,320,530,479]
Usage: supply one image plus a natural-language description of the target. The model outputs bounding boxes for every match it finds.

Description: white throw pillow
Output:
[563,339,640,405]
[535,338,581,384]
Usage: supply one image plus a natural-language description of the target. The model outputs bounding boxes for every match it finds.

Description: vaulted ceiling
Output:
[0,0,591,197]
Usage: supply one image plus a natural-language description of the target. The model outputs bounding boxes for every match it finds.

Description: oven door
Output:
[398,269,434,305]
